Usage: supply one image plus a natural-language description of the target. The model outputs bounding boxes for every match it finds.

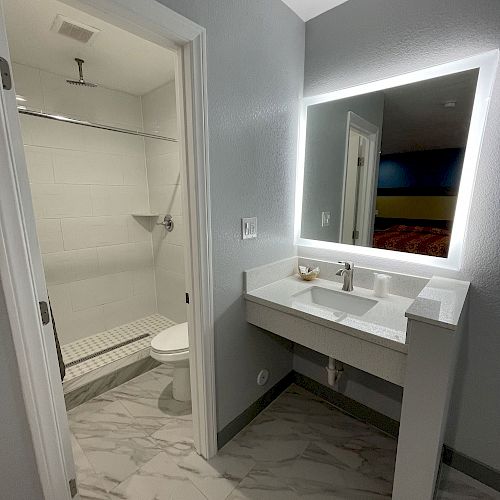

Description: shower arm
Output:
[76,58,85,82]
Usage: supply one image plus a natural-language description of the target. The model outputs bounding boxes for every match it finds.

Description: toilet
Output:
[150,322,191,402]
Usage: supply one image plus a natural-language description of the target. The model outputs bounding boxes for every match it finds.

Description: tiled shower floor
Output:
[69,373,499,500]
[62,314,176,390]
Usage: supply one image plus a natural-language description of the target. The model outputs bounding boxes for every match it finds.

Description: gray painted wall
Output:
[302,0,500,470]
[0,280,43,499]
[155,0,304,430]
[301,93,384,241]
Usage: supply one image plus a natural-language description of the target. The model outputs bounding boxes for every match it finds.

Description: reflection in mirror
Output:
[300,69,479,257]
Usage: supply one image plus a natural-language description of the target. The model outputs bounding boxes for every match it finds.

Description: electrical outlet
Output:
[242,217,257,239]
[321,211,331,227]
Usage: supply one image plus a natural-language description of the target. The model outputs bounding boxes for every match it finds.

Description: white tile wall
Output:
[14,62,159,345]
[60,216,130,250]
[149,184,183,215]
[96,242,153,275]
[144,151,180,186]
[42,248,100,285]
[142,81,187,323]
[36,219,64,253]
[12,63,44,111]
[53,150,124,185]
[132,268,156,296]
[154,242,185,275]
[127,216,153,243]
[101,292,157,331]
[30,184,92,218]
[90,185,149,216]
[142,83,178,137]
[156,268,187,323]
[144,135,178,158]
[24,146,54,183]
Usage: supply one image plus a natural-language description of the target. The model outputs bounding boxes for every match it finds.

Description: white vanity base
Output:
[246,300,407,386]
[392,278,469,499]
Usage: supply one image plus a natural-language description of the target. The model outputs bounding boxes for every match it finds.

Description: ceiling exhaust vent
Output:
[51,15,100,44]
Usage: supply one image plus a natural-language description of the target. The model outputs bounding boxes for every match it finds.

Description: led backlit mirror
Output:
[299,69,480,259]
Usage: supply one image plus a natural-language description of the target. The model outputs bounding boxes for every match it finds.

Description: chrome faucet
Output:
[336,261,354,292]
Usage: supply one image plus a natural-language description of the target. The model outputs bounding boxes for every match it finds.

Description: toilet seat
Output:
[150,322,189,362]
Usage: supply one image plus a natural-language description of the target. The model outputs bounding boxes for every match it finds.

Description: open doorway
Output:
[5,0,187,395]
[0,0,215,497]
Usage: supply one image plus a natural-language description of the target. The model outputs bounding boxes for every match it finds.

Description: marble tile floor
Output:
[69,370,500,500]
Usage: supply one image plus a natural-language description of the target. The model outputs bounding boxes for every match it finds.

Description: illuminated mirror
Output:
[295,52,498,267]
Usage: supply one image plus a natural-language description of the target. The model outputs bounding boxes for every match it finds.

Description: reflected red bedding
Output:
[372,225,450,257]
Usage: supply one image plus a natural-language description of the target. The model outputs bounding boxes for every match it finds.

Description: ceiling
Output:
[381,69,479,154]
[3,0,176,96]
[281,0,349,21]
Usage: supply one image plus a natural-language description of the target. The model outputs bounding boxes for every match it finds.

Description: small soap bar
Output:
[374,273,391,297]
[298,266,320,281]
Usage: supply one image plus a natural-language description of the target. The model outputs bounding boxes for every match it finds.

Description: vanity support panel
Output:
[392,315,465,499]
[246,300,407,387]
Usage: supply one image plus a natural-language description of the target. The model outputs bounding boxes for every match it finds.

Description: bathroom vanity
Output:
[244,256,469,500]
[241,52,494,499]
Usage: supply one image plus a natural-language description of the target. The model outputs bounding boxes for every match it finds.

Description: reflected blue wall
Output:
[378,148,464,192]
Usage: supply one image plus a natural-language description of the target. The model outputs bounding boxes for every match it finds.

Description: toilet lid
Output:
[151,322,189,353]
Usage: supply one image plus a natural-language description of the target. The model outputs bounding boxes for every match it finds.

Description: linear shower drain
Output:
[65,333,150,368]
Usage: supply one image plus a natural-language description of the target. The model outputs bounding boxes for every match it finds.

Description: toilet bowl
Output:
[150,322,190,402]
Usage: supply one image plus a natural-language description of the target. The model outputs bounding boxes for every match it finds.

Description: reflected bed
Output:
[372,224,451,257]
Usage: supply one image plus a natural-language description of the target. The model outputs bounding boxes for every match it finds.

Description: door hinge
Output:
[352,230,359,240]
[0,57,12,90]
[357,157,365,167]
[69,478,77,498]
[39,301,50,325]
[185,292,190,304]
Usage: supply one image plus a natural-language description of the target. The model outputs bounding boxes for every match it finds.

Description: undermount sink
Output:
[292,286,377,316]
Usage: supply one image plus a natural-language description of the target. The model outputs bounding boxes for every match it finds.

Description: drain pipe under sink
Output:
[325,357,344,387]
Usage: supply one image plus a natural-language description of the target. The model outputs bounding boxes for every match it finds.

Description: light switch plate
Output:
[321,211,331,227]
[242,217,257,239]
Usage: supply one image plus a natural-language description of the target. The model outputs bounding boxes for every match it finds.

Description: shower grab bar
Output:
[18,108,178,142]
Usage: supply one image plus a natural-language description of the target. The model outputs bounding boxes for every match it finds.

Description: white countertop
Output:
[405,276,470,330]
[245,276,413,353]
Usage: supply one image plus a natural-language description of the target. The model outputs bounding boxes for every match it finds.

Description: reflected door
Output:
[341,128,371,245]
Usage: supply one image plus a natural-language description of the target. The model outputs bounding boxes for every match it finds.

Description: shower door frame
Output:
[0,1,216,498]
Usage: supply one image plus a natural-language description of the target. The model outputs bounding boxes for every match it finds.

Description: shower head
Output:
[66,58,97,87]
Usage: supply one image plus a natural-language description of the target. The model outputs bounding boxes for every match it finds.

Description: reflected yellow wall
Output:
[376,196,457,220]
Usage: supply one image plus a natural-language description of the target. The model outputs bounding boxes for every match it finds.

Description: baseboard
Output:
[442,445,500,492]
[292,371,400,438]
[216,369,397,449]
[217,371,294,449]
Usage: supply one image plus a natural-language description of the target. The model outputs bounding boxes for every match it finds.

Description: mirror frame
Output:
[294,51,498,270]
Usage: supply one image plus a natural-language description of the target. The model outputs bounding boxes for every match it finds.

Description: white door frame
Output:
[339,111,380,246]
[0,1,216,498]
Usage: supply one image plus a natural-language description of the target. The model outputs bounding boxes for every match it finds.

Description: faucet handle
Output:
[337,260,353,270]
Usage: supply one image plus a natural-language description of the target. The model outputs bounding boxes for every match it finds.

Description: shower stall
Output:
[12,59,187,402]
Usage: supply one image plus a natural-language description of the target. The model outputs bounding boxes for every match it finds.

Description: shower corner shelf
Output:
[132,212,160,217]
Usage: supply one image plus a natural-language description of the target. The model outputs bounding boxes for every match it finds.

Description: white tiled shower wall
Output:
[142,82,187,324]
[14,62,185,344]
